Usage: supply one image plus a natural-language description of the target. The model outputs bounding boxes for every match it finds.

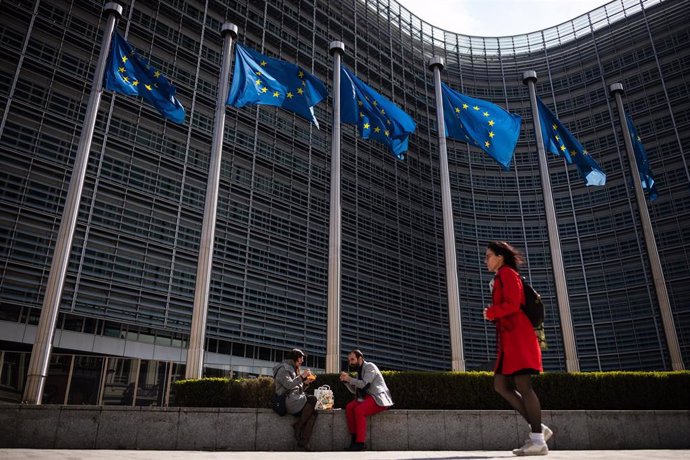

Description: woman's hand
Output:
[483,307,490,320]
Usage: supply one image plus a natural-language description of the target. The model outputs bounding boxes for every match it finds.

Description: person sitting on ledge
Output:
[339,348,393,451]
[272,348,317,451]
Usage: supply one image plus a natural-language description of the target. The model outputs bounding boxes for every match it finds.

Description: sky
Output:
[395,0,610,37]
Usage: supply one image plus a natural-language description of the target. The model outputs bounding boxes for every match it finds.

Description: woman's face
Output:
[296,355,304,366]
[485,249,504,273]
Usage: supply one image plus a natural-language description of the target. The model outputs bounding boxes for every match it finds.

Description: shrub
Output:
[171,371,690,410]
[173,377,231,407]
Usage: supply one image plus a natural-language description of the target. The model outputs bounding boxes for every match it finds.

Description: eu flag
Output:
[340,66,416,159]
[227,44,328,127]
[536,97,606,186]
[626,114,658,201]
[441,83,521,170]
[104,31,185,124]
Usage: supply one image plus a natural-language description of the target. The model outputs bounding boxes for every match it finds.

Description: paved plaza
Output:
[2,450,690,460]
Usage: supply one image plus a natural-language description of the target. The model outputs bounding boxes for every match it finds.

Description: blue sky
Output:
[396,0,609,36]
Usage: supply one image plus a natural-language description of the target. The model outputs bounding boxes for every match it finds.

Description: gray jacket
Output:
[344,361,393,407]
[272,360,308,414]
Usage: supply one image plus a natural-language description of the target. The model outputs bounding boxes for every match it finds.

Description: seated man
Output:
[339,349,393,451]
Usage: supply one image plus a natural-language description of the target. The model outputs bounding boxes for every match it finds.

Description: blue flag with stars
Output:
[340,66,416,159]
[536,97,606,186]
[104,31,185,124]
[441,83,521,170]
[227,44,328,127]
[626,114,658,201]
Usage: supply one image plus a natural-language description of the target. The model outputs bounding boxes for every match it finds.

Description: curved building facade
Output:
[0,0,688,403]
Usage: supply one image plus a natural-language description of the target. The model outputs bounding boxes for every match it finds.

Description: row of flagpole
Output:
[22,2,124,405]
[610,84,683,371]
[429,57,465,372]
[326,42,345,374]
[523,71,579,372]
[22,2,684,404]
[186,23,239,380]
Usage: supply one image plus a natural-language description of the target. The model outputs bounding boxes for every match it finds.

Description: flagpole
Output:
[185,22,238,379]
[326,41,344,373]
[610,83,684,370]
[21,2,123,404]
[522,71,580,372]
[429,56,465,371]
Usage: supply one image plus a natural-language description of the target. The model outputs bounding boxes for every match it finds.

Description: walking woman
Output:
[272,348,318,451]
[483,241,551,456]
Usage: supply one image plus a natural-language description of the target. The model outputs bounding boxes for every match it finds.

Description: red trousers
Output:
[345,394,388,442]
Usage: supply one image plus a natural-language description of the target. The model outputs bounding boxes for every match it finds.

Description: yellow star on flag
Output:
[560,145,566,152]
[483,111,489,117]
[485,141,491,147]
[273,91,280,97]
[462,103,469,110]
[374,127,381,133]
[145,84,152,91]
[488,120,495,127]
[260,60,267,66]
[287,92,293,98]
[297,88,303,95]
[363,123,370,129]
[261,87,268,93]
[154,70,161,78]
[473,106,480,111]
[121,56,128,63]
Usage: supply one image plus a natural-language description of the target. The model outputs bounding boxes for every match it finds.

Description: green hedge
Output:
[172,371,690,410]
[173,376,274,407]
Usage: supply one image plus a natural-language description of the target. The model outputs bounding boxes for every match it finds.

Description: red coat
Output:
[485,265,542,374]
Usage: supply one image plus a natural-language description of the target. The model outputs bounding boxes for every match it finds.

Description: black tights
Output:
[293,395,318,446]
[494,374,542,433]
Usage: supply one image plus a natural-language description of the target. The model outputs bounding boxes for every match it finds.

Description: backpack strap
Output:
[273,366,287,394]
[494,271,526,307]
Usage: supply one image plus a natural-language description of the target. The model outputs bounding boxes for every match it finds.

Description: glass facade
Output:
[0,0,688,403]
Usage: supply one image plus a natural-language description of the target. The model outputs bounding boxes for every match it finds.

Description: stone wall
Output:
[0,405,688,450]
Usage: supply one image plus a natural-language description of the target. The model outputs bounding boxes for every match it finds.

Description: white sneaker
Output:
[543,425,553,443]
[513,440,549,456]
[523,425,553,444]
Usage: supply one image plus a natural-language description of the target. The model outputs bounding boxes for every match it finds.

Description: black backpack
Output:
[521,277,545,328]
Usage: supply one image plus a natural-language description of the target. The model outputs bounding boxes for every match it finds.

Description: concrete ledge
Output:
[0,405,688,450]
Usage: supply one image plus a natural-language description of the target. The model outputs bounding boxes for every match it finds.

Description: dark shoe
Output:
[346,442,366,451]
[344,433,357,449]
